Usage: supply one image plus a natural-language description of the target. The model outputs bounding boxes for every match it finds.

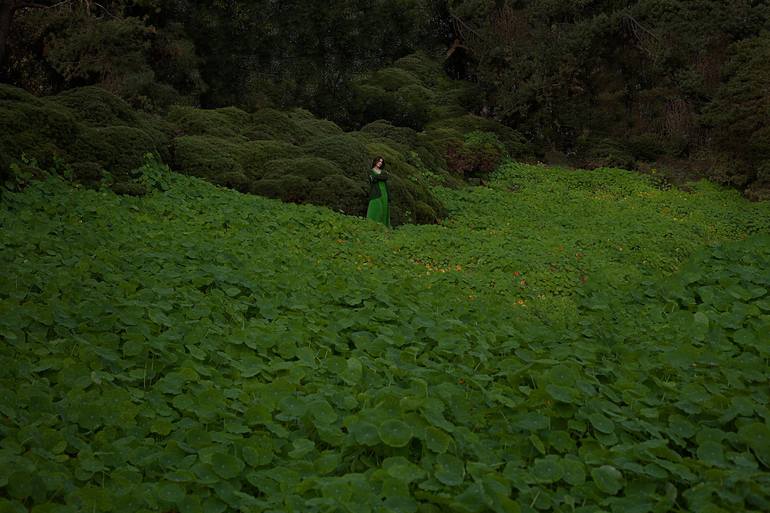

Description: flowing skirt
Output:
[366,182,390,227]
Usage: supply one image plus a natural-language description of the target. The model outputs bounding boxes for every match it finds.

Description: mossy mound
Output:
[49,86,142,128]
[0,84,166,185]
[261,157,343,181]
[301,134,371,181]
[1,83,446,224]
[171,135,249,187]
[425,115,530,157]
[241,140,304,179]
[251,108,312,145]
[360,120,418,151]
[73,126,163,177]
[168,105,253,140]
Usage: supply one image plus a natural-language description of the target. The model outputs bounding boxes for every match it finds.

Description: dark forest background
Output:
[2,0,769,201]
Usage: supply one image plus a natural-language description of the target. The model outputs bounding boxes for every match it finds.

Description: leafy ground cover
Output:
[1,161,769,512]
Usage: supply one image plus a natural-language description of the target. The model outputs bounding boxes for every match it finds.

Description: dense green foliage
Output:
[5,0,770,197]
[1,160,769,512]
[2,73,532,225]
[443,0,770,195]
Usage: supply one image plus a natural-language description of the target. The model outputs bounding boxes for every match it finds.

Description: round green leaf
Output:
[434,454,465,486]
[532,456,564,483]
[157,482,185,504]
[378,419,412,448]
[425,427,451,454]
[588,413,615,434]
[210,452,244,480]
[562,458,586,485]
[591,465,623,495]
[697,441,725,466]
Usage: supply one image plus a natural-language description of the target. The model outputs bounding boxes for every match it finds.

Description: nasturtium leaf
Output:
[737,423,770,465]
[209,452,244,479]
[532,456,564,483]
[591,465,623,495]
[588,413,615,434]
[697,441,725,466]
[562,458,586,485]
[529,434,546,455]
[288,438,315,459]
[315,452,340,474]
[242,440,273,468]
[379,419,413,448]
[434,454,465,486]
[157,482,185,504]
[244,405,272,425]
[425,427,452,454]
[164,471,196,483]
[151,418,173,436]
[347,418,380,446]
[309,399,337,425]
[546,384,578,403]
[383,456,426,483]
[513,413,549,431]
[341,357,363,385]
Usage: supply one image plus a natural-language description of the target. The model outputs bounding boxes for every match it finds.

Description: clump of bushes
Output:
[446,131,507,179]
[0,84,167,190]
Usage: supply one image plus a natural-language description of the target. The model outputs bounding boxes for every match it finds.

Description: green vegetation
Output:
[1,160,769,512]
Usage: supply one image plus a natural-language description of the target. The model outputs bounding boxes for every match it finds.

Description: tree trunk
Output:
[0,0,17,75]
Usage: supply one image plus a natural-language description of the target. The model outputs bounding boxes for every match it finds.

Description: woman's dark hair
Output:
[372,156,385,169]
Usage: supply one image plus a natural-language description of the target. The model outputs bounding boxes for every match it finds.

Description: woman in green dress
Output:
[366,156,391,227]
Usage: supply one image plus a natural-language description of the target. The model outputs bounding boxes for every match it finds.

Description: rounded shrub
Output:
[260,157,343,181]
[371,68,422,92]
[301,134,370,181]
[241,140,305,180]
[393,52,444,86]
[71,126,163,178]
[249,175,311,204]
[293,118,345,138]
[251,108,311,145]
[0,88,82,165]
[308,175,368,215]
[171,135,249,189]
[393,84,435,129]
[49,86,141,127]
[360,120,418,150]
[167,105,249,140]
[426,115,530,157]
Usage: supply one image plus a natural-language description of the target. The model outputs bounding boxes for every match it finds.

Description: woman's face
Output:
[375,158,384,169]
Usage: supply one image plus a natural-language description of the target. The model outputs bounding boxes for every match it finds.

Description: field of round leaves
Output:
[1,161,769,513]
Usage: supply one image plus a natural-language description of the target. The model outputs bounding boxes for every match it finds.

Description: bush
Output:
[308,175,368,215]
[425,115,530,157]
[261,157,343,181]
[71,126,164,178]
[171,135,249,189]
[168,105,251,140]
[392,52,444,86]
[627,133,666,161]
[294,118,345,138]
[251,108,311,144]
[249,175,311,204]
[241,140,304,180]
[371,67,422,92]
[446,131,507,179]
[49,86,141,127]
[301,134,370,181]
[0,87,82,165]
[360,120,418,150]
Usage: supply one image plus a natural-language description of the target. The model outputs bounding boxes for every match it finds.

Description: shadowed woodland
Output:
[2,0,770,211]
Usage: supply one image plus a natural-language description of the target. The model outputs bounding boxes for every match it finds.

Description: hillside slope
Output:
[1,162,769,512]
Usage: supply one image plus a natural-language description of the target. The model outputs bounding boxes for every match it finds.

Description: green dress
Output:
[366,168,390,227]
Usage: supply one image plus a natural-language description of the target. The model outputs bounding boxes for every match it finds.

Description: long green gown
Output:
[366,168,390,227]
